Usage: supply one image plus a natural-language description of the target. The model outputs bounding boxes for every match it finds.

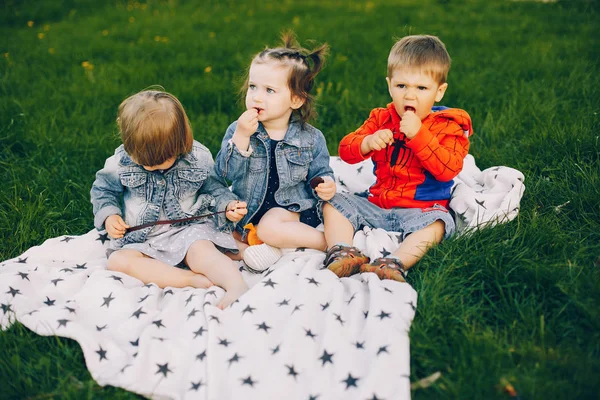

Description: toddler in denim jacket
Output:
[91,89,249,308]
[215,32,336,271]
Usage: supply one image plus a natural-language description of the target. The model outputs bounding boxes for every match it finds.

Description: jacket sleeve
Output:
[306,130,335,197]
[338,108,385,164]
[200,150,238,232]
[214,121,251,182]
[405,116,471,182]
[90,154,123,230]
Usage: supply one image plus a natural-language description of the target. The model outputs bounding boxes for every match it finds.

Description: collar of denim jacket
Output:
[256,115,304,148]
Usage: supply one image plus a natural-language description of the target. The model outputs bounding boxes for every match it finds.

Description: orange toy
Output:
[243,223,264,246]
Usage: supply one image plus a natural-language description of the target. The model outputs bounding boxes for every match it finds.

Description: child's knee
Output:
[107,250,133,273]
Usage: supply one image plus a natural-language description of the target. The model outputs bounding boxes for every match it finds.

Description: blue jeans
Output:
[328,192,456,240]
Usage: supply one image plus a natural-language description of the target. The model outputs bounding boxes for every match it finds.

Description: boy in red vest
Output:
[322,35,472,282]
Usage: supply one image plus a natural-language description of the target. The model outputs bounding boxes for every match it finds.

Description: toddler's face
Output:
[245,61,303,129]
[386,68,447,121]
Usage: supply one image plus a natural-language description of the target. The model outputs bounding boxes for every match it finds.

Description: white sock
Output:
[243,244,283,272]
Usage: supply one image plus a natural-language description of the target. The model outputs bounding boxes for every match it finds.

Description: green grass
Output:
[1,0,599,398]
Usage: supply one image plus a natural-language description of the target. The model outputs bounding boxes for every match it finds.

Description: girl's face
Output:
[245,61,304,131]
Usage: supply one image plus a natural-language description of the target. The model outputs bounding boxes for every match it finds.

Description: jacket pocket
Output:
[120,172,147,199]
[249,146,267,173]
[286,149,312,182]
[177,168,208,199]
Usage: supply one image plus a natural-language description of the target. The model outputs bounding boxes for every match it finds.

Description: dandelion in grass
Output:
[129,16,135,23]
[365,1,375,11]
[44,25,51,31]
[316,86,323,97]
[204,66,212,73]
[161,37,168,43]
[209,32,215,38]
[154,36,161,42]
[3,53,8,59]
[38,33,45,40]
[48,48,55,54]
[102,29,109,36]
[82,61,94,71]
[27,21,34,27]
[292,16,300,25]
[82,61,95,82]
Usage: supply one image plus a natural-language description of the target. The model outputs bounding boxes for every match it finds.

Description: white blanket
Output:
[0,156,524,399]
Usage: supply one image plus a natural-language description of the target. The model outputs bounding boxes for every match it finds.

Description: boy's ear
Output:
[435,83,448,102]
[386,77,392,96]
[291,95,305,110]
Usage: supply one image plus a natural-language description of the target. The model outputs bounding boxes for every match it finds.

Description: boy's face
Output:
[386,68,448,121]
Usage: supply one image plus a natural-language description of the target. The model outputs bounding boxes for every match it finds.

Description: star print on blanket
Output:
[1,155,524,399]
[1,229,415,399]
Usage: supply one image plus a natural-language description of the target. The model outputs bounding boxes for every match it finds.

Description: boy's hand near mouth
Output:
[399,108,421,139]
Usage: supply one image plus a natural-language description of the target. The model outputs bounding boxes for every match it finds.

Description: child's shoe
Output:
[359,257,407,282]
[322,244,369,278]
[243,244,283,273]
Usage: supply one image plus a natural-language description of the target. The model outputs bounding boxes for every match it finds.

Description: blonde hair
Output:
[117,90,193,166]
[387,35,451,84]
[241,31,329,124]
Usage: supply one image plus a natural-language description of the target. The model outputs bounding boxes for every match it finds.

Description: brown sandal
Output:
[322,244,369,278]
[360,257,407,282]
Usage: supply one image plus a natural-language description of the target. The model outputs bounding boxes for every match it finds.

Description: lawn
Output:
[1,0,599,398]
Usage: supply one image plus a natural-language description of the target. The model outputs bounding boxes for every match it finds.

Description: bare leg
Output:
[225,231,248,261]
[107,249,213,288]
[256,207,327,251]
[322,203,355,248]
[185,240,248,309]
[393,220,445,270]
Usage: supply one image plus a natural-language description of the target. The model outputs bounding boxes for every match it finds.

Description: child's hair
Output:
[241,31,329,124]
[117,89,193,166]
[387,35,451,84]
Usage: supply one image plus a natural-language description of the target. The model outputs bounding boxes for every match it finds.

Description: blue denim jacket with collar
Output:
[215,117,334,235]
[91,140,237,247]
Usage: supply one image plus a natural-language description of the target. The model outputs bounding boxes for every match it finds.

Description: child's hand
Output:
[361,129,394,154]
[235,109,259,138]
[105,214,129,239]
[314,177,337,201]
[226,200,248,222]
[400,110,422,139]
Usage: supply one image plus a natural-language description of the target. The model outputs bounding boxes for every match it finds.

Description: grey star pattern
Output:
[156,363,172,377]
[57,319,70,328]
[6,286,21,297]
[319,350,334,366]
[101,292,115,308]
[96,233,109,244]
[342,373,359,389]
[96,346,108,361]
[241,375,257,387]
[256,322,271,333]
[193,326,206,338]
[263,278,277,288]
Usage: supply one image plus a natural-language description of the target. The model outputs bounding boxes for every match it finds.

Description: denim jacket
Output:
[91,141,237,247]
[214,117,334,235]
